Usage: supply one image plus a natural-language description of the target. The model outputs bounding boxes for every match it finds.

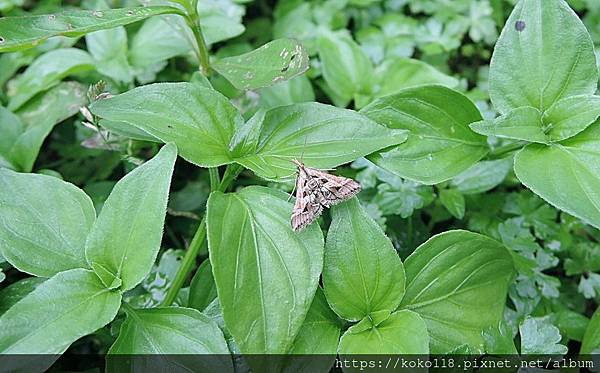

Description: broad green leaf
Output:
[98,119,159,142]
[520,316,568,354]
[0,107,22,169]
[470,106,547,143]
[8,48,94,110]
[0,277,46,314]
[107,307,232,371]
[284,288,340,373]
[374,57,459,98]
[85,143,177,291]
[514,124,600,230]
[362,85,488,185]
[0,169,95,277]
[0,6,181,53]
[9,82,87,172]
[188,260,217,312]
[555,309,589,342]
[207,186,324,354]
[439,188,465,219]
[323,198,405,321]
[543,95,600,141]
[258,75,315,109]
[338,310,429,354]
[489,0,597,114]
[581,306,600,353]
[90,83,242,167]
[16,81,87,127]
[0,269,121,361]
[129,16,192,68]
[213,39,309,90]
[400,230,515,354]
[317,30,374,105]
[450,158,512,194]
[86,21,132,83]
[234,103,408,180]
[483,321,518,354]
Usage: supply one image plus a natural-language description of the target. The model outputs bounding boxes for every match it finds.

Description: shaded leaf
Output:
[0,6,181,53]
[213,39,309,90]
[107,307,232,372]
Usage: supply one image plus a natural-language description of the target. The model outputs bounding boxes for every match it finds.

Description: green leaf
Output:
[483,321,518,354]
[0,269,121,361]
[85,143,177,291]
[362,85,488,185]
[0,169,95,277]
[543,95,600,141]
[8,48,94,111]
[0,107,21,159]
[128,16,192,68]
[338,310,429,354]
[520,316,568,354]
[317,30,374,105]
[10,82,87,172]
[283,288,340,373]
[188,259,217,312]
[450,158,512,195]
[514,124,600,230]
[470,106,547,143]
[374,57,459,98]
[86,23,132,83]
[107,307,232,371]
[489,0,597,114]
[581,306,600,353]
[555,309,589,342]
[0,277,45,314]
[323,198,405,321]
[234,102,408,180]
[0,6,181,53]
[207,186,324,354]
[439,189,465,219]
[258,75,315,109]
[90,83,242,167]
[213,39,309,91]
[400,230,515,353]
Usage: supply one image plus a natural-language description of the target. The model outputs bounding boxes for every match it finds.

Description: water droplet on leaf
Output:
[515,20,526,32]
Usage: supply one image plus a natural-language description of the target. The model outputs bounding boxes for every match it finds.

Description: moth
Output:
[291,159,361,231]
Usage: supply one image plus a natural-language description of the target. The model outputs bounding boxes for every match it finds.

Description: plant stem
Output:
[489,140,527,159]
[161,164,243,306]
[209,167,220,191]
[183,1,211,75]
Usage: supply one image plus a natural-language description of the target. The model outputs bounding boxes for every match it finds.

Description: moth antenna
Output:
[300,136,308,163]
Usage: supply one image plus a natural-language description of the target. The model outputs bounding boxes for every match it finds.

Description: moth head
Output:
[291,158,304,168]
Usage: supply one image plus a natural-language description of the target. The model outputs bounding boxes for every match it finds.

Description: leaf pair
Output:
[0,144,183,363]
[207,187,515,358]
[89,82,409,180]
[478,0,600,230]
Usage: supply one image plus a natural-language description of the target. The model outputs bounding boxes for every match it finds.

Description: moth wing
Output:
[291,200,323,231]
[291,172,324,231]
[310,170,361,207]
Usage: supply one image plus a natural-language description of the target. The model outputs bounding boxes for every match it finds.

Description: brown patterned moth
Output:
[291,159,361,231]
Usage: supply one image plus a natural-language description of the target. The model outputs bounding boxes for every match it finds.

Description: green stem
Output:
[209,167,220,191]
[161,164,243,306]
[489,140,527,159]
[183,2,211,75]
